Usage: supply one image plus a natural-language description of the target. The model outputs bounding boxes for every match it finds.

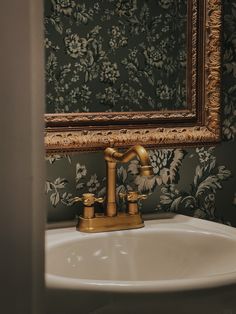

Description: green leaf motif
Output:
[117,166,128,183]
[50,192,60,207]
[195,165,231,197]
[193,165,203,188]
[50,15,63,34]
[76,182,85,190]
[45,181,53,193]
[196,176,222,197]
[54,177,68,189]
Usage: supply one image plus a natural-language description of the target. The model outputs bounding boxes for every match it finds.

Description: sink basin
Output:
[46,214,236,314]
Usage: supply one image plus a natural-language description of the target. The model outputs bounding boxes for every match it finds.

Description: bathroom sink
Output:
[45,214,236,314]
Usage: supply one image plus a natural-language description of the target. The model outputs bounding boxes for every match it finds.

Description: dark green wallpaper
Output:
[45,0,187,113]
[46,0,236,226]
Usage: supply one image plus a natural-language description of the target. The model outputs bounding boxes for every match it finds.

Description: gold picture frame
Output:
[45,0,221,153]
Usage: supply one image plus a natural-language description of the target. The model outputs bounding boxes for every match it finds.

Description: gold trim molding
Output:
[45,125,220,153]
[45,110,196,125]
[45,0,221,153]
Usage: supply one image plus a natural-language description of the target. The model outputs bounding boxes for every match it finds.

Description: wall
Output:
[45,0,187,113]
[46,1,236,226]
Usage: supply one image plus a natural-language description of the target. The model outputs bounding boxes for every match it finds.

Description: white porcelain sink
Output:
[45,214,236,314]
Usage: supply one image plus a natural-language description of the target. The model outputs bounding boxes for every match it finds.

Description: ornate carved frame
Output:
[45,0,221,153]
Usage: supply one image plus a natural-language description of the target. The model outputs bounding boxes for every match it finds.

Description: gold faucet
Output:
[74,145,153,233]
[104,145,153,217]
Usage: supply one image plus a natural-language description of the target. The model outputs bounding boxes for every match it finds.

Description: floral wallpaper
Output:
[45,0,187,113]
[46,1,236,226]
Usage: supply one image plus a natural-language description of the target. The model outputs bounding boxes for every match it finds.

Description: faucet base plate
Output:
[77,212,144,233]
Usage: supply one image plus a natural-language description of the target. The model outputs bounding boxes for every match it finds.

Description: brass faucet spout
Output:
[104,145,153,217]
[107,145,150,165]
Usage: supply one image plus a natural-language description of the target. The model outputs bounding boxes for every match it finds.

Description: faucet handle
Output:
[128,192,147,215]
[71,193,103,206]
[94,197,104,204]
[119,191,147,215]
[71,193,104,219]
[127,191,147,202]
[119,191,147,202]
[70,196,83,204]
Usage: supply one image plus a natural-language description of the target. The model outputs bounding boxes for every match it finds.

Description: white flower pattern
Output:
[45,0,187,113]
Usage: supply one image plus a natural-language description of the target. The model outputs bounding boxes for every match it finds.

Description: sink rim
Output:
[46,271,236,293]
[46,214,236,293]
